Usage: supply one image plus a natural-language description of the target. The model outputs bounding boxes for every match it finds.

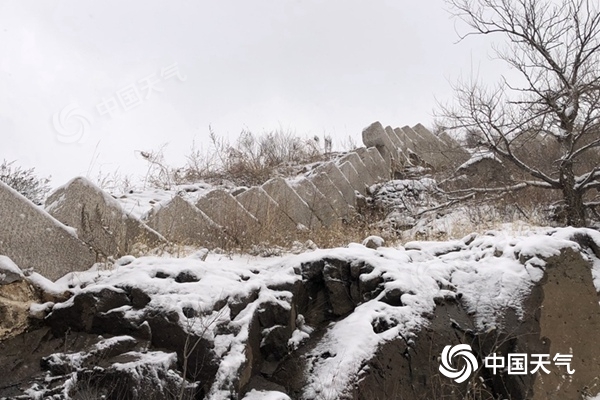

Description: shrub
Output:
[0,159,51,205]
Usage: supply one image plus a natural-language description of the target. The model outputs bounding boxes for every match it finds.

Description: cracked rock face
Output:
[1,228,599,399]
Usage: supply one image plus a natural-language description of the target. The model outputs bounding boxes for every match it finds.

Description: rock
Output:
[0,278,38,341]
[146,195,223,247]
[0,181,97,281]
[45,177,166,258]
[0,255,23,285]
[362,235,385,249]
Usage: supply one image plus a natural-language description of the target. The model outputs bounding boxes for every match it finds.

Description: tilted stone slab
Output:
[362,121,395,168]
[46,177,165,258]
[236,187,298,235]
[366,147,391,181]
[0,181,96,281]
[261,178,321,230]
[146,195,223,246]
[313,162,356,207]
[355,147,389,182]
[338,161,366,196]
[393,127,418,154]
[337,152,377,187]
[413,123,470,168]
[385,125,408,165]
[196,189,261,244]
[308,172,350,218]
[289,178,338,227]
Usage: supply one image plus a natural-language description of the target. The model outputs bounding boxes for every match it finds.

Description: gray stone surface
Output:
[361,121,395,168]
[236,187,298,235]
[261,178,320,230]
[289,178,338,227]
[313,162,356,206]
[46,177,165,258]
[0,181,96,281]
[366,147,391,181]
[393,127,418,154]
[338,161,366,195]
[355,147,388,182]
[413,124,470,167]
[196,189,261,244]
[385,125,408,165]
[337,152,377,187]
[146,195,223,246]
[308,172,350,218]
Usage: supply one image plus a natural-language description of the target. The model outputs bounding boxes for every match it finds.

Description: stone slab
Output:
[0,181,96,281]
[313,162,356,207]
[46,177,165,258]
[338,161,366,195]
[236,187,298,235]
[289,178,338,227]
[337,152,377,187]
[261,178,320,230]
[362,121,395,168]
[366,147,391,181]
[308,172,350,218]
[146,195,223,247]
[196,189,261,244]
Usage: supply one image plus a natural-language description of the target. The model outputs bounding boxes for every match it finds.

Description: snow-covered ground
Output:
[26,226,600,399]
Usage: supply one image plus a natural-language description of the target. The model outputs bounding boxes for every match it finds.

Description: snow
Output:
[458,150,500,170]
[38,226,600,399]
[243,390,291,400]
[0,255,23,277]
[111,182,216,220]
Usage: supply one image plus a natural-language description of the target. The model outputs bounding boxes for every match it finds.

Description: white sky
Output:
[1,0,506,187]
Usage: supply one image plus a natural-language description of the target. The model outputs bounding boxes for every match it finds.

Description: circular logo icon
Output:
[439,344,479,383]
[52,103,93,144]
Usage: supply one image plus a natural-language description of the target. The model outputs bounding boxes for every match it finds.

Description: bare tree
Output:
[440,0,600,227]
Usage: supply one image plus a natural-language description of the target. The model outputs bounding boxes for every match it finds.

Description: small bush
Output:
[0,159,51,205]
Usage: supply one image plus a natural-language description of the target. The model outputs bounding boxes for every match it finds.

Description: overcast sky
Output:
[1,0,505,187]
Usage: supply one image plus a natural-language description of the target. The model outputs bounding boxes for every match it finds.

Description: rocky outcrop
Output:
[1,228,599,399]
